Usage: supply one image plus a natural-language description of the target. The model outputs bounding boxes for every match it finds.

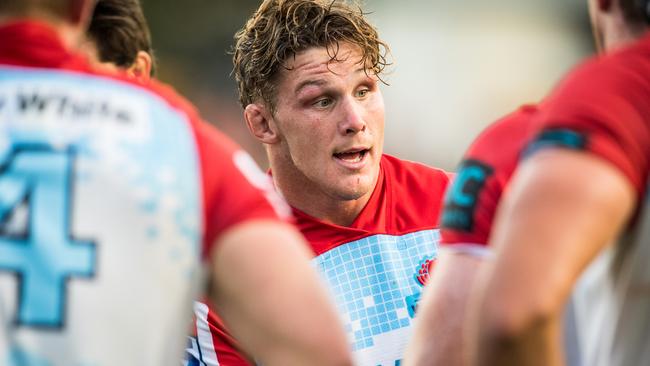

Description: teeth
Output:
[346,154,362,163]
[336,150,365,163]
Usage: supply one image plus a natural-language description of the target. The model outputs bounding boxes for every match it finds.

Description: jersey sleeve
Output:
[526,48,650,197]
[192,120,292,258]
[440,105,537,246]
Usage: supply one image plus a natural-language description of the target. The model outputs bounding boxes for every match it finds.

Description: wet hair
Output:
[232,0,390,109]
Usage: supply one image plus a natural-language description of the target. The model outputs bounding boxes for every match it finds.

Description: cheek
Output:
[367,102,385,135]
[276,111,337,167]
[297,119,330,147]
[366,93,385,117]
[285,124,329,164]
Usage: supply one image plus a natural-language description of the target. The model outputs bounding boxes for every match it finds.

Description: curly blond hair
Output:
[232,0,390,109]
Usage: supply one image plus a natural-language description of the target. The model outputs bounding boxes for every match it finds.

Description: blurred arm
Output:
[405,247,487,366]
[209,219,353,366]
[470,150,635,366]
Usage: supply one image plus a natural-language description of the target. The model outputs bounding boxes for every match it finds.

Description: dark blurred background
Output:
[141,0,594,170]
[142,0,265,162]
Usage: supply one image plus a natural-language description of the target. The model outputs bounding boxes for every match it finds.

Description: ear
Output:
[127,51,153,82]
[244,103,280,144]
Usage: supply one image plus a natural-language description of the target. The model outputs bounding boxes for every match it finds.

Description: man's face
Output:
[270,42,385,202]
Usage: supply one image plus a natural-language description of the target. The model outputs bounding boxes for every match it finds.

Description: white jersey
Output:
[1,21,285,366]
[0,65,203,366]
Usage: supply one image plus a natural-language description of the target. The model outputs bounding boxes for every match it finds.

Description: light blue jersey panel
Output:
[313,229,439,366]
[0,68,202,366]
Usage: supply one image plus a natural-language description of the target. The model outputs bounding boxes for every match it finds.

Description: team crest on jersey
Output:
[414,257,436,287]
[405,256,436,318]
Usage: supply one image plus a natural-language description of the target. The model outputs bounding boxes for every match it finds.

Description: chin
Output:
[332,189,366,201]
[329,177,374,201]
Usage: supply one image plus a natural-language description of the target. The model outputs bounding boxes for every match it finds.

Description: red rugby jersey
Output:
[526,32,650,366]
[439,105,538,246]
[189,154,451,366]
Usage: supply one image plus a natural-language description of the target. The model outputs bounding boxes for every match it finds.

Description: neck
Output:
[602,10,647,52]
[57,22,82,51]
[0,13,83,52]
[268,152,377,227]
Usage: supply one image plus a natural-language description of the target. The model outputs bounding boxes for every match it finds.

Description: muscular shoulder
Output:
[467,105,538,165]
[539,36,650,129]
[531,36,650,196]
[440,105,538,246]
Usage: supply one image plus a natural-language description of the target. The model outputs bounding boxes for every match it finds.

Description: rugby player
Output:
[0,0,352,364]
[82,3,256,363]
[469,0,650,365]
[188,0,452,365]
[404,105,540,366]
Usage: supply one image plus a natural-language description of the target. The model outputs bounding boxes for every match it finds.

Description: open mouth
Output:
[333,148,369,164]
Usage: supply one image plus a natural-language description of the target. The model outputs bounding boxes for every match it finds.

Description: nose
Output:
[338,97,366,135]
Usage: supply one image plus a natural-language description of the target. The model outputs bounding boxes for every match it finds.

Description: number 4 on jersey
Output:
[0,145,96,329]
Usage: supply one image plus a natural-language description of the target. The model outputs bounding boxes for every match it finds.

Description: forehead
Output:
[277,43,370,89]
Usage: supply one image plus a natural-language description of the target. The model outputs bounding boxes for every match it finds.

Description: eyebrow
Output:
[294,79,327,95]
[294,68,369,95]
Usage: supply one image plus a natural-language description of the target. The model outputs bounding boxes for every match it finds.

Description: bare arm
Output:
[405,248,486,366]
[209,219,353,366]
[470,150,636,366]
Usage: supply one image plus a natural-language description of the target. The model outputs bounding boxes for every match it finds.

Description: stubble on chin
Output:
[328,170,377,202]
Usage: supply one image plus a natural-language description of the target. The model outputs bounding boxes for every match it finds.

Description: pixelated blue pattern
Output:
[313,230,439,351]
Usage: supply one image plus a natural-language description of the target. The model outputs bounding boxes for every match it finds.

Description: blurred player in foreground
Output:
[404,105,541,366]
[468,0,650,365]
[187,0,451,365]
[83,3,258,363]
[0,0,353,365]
[405,105,589,366]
